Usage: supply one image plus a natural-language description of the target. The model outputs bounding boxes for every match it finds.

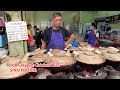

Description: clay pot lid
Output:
[103,51,120,61]
[94,49,103,55]
[99,46,106,50]
[45,56,76,66]
[65,46,80,51]
[50,49,66,57]
[107,47,119,52]
[84,51,95,56]
[30,49,47,55]
[28,54,48,63]
[76,52,105,65]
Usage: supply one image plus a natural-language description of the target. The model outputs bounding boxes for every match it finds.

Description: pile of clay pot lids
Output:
[45,49,75,66]
[79,46,95,52]
[94,49,103,55]
[64,44,80,51]
[47,49,72,57]
[103,47,120,61]
[98,46,108,53]
[44,56,76,66]
[28,49,48,63]
[29,48,47,56]
[75,51,105,65]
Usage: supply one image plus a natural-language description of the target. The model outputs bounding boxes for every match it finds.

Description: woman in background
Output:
[27,24,35,52]
[88,23,99,47]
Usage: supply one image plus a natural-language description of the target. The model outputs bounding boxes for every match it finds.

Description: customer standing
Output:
[27,24,35,52]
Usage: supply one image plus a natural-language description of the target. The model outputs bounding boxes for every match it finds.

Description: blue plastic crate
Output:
[0,34,8,47]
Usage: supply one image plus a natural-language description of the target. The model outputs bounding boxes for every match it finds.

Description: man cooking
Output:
[41,12,75,51]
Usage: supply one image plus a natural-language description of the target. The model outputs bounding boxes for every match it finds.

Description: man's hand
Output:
[41,41,46,49]
[65,34,75,47]
[65,42,68,48]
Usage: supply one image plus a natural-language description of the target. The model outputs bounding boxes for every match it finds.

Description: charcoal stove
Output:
[73,67,107,79]
[104,60,120,71]
[73,63,107,79]
[45,62,107,79]
[46,72,68,79]
[104,65,120,79]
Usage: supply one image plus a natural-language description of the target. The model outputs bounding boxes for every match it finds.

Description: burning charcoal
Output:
[34,69,52,79]
[68,73,74,79]
[46,75,55,79]
[59,74,69,79]
[46,72,65,79]
[29,75,34,79]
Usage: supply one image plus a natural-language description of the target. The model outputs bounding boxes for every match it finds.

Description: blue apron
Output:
[88,31,96,46]
[47,28,65,51]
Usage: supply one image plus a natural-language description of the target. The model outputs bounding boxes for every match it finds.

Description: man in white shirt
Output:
[32,26,37,39]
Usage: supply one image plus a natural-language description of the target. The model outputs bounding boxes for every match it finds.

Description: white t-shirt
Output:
[95,29,99,38]
[31,29,36,36]
[65,24,70,31]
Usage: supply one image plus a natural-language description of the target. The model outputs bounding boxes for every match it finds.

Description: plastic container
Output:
[72,41,79,47]
[0,48,8,57]
[0,34,8,47]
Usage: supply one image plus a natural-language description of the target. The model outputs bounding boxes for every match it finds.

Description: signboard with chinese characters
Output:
[5,21,28,42]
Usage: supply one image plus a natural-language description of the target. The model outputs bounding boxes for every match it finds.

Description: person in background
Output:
[32,26,38,39]
[84,30,90,42]
[46,26,48,29]
[69,23,75,34]
[41,12,75,51]
[27,24,35,52]
[88,23,99,47]
[35,29,43,48]
[105,24,111,32]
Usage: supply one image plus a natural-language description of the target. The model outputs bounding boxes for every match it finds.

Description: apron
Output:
[47,28,65,51]
[88,31,96,46]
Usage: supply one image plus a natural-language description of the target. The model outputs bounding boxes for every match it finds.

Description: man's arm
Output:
[65,34,75,47]
[41,29,48,49]
[64,28,75,47]
[41,41,47,49]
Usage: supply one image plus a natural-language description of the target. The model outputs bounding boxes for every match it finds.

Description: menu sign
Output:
[5,21,28,42]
